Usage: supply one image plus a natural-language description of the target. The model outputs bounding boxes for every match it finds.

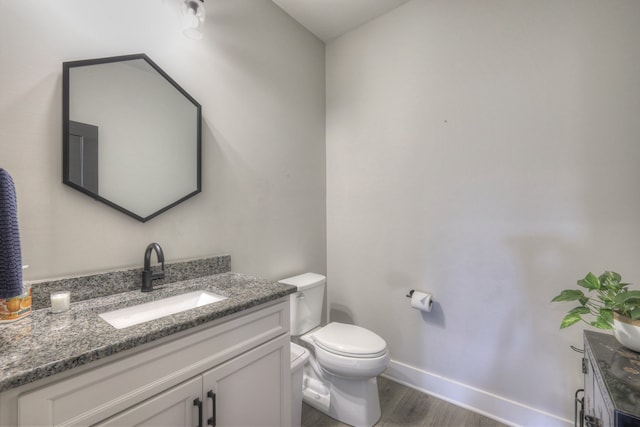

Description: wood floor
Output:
[301,376,507,427]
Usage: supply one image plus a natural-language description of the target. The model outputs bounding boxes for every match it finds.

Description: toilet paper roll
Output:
[411,291,433,312]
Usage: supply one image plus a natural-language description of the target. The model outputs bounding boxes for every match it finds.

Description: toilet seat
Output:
[312,322,387,358]
[302,322,390,379]
[313,344,390,378]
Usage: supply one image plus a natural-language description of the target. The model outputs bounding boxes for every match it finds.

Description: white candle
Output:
[51,291,70,313]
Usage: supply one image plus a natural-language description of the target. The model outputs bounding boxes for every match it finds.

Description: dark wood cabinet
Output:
[582,331,640,427]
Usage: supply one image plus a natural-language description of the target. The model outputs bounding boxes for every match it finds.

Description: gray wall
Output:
[0,0,326,281]
[326,0,640,424]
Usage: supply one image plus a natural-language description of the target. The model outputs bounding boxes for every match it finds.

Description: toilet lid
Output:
[312,322,387,358]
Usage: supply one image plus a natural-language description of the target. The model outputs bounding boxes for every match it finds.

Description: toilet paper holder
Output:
[405,289,433,312]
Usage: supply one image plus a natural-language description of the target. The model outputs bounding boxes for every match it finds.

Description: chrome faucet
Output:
[142,242,165,292]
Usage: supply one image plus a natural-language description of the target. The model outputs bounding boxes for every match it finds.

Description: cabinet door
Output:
[584,356,596,422]
[584,352,614,427]
[592,379,612,427]
[202,334,291,427]
[95,377,202,427]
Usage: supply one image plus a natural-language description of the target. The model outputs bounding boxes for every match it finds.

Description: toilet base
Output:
[303,375,331,413]
[302,367,381,427]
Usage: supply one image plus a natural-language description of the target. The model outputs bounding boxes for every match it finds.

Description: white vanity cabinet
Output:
[200,336,287,426]
[96,376,203,427]
[0,298,291,427]
[98,335,289,427]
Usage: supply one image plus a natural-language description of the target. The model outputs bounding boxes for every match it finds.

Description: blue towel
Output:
[0,168,23,299]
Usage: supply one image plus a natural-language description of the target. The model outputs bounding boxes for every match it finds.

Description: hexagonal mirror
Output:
[62,53,201,222]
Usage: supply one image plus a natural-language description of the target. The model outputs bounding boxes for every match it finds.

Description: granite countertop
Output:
[0,271,296,393]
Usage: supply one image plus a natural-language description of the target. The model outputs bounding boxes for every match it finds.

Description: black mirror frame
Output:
[62,53,202,223]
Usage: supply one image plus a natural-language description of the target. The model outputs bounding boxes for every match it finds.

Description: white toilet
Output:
[280,273,390,427]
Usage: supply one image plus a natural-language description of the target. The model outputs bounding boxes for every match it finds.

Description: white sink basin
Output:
[99,290,227,329]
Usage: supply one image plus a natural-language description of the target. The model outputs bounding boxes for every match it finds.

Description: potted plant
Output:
[551,271,640,352]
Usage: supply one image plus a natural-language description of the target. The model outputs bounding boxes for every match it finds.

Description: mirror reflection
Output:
[63,54,201,222]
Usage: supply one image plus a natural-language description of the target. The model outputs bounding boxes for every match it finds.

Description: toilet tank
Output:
[279,273,326,336]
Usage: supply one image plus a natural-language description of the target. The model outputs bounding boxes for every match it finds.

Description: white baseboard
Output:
[383,360,572,427]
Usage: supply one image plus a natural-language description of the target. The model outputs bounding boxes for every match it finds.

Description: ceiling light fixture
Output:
[180,0,205,40]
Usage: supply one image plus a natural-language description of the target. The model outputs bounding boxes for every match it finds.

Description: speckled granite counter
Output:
[29,255,233,310]
[0,264,296,393]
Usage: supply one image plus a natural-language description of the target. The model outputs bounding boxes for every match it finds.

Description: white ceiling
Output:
[272,0,412,42]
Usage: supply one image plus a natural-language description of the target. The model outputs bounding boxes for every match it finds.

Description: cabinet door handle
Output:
[207,390,216,426]
[194,398,203,427]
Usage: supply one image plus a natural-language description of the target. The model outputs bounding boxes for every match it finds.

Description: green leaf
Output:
[578,272,600,290]
[591,318,614,329]
[560,312,583,328]
[630,307,640,321]
[599,308,614,325]
[567,306,591,315]
[599,271,621,286]
[551,289,586,303]
[613,290,640,305]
